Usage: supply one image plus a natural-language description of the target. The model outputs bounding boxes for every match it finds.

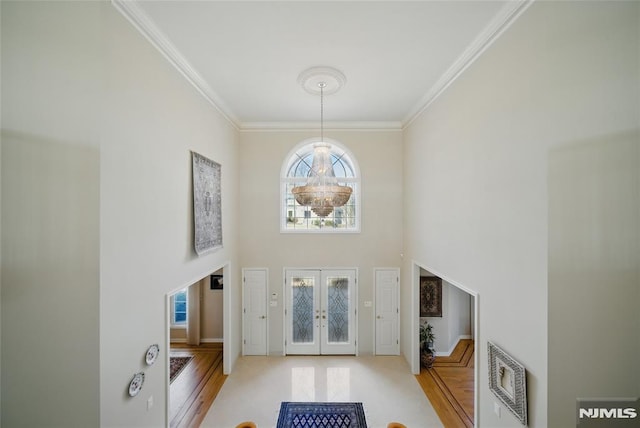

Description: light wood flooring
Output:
[415,339,475,428]
[169,343,227,428]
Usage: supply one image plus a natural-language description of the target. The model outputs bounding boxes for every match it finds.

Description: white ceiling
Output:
[115,1,530,129]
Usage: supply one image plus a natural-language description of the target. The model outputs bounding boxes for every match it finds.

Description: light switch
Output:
[270,300,278,307]
[364,301,372,307]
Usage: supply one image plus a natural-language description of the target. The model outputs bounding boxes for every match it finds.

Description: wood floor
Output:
[415,339,475,428]
[169,343,227,428]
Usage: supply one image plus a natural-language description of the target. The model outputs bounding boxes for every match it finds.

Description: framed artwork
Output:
[488,341,528,425]
[192,152,222,255]
[420,276,442,317]
[210,274,223,290]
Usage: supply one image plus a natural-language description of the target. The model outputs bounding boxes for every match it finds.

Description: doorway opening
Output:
[284,268,358,355]
[166,264,229,428]
[412,262,478,428]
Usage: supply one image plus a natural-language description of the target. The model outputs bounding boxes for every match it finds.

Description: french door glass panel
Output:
[327,276,349,343]
[292,275,316,344]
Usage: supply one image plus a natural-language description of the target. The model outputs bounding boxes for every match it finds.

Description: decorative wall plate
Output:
[128,372,145,397]
[145,344,160,365]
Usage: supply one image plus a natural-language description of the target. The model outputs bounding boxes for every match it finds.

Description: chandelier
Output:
[292,67,352,218]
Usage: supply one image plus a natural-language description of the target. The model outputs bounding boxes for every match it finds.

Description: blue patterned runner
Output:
[276,402,368,428]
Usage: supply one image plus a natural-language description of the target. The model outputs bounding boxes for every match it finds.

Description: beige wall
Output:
[239,129,403,355]
[1,2,102,426]
[170,327,187,342]
[199,269,224,342]
[440,281,471,354]
[403,1,638,427]
[1,136,100,427]
[100,3,239,426]
[202,279,224,341]
[1,2,240,427]
[548,134,639,426]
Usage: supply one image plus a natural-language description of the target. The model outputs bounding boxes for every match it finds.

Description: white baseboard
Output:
[170,338,223,344]
[436,335,473,357]
[201,338,224,343]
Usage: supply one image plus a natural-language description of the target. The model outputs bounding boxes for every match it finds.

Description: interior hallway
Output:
[416,340,475,428]
[170,343,226,428]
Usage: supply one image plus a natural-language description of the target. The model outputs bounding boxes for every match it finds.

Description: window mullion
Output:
[282,141,359,233]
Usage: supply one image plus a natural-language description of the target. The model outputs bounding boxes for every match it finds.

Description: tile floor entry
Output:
[200,355,443,428]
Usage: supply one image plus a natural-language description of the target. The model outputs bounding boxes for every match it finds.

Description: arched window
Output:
[281,138,360,232]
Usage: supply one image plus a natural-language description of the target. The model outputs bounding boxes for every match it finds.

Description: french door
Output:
[285,269,357,355]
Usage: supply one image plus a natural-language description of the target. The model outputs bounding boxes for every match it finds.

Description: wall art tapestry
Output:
[192,152,222,255]
[420,276,442,317]
[488,341,528,425]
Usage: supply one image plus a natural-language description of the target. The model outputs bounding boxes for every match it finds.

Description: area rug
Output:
[169,356,193,383]
[276,402,368,428]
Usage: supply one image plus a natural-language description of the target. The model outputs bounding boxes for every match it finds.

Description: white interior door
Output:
[375,269,399,355]
[285,269,357,355]
[243,269,268,355]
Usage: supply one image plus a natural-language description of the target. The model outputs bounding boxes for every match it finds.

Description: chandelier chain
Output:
[319,82,325,142]
[290,75,352,218]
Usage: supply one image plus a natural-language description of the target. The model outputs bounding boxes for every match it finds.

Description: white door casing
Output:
[243,268,268,355]
[375,268,399,355]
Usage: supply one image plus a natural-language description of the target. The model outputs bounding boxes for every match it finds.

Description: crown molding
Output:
[402,0,534,128]
[111,0,241,130]
[112,0,532,133]
[240,121,403,132]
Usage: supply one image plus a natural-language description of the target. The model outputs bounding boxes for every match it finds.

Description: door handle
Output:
[377,315,382,319]
[322,315,326,319]
[260,315,266,319]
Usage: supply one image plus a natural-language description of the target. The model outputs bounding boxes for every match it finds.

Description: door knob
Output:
[322,315,326,319]
[260,315,266,319]
[377,315,382,319]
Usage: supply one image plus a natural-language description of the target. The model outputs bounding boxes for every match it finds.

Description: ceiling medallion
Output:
[297,66,347,96]
[292,67,352,218]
